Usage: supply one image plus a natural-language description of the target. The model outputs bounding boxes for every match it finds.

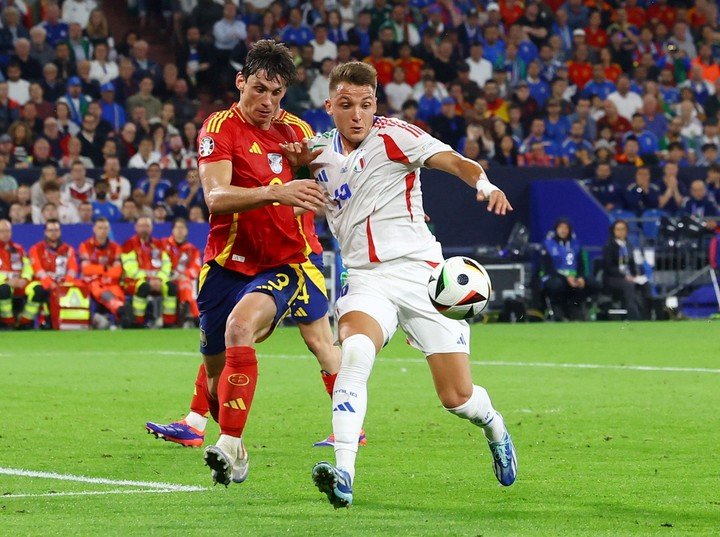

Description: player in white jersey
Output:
[282,62,517,509]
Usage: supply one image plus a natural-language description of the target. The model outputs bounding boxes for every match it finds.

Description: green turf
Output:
[1,322,718,536]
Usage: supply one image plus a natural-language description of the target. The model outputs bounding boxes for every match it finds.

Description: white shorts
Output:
[336,259,471,356]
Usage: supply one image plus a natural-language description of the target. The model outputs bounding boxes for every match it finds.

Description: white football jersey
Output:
[310,117,453,269]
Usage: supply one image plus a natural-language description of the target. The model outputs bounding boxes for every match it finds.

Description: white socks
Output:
[333,334,376,482]
[447,385,506,443]
[185,411,208,431]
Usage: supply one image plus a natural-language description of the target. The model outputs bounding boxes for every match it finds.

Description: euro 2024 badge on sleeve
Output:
[199,136,214,157]
[268,153,283,174]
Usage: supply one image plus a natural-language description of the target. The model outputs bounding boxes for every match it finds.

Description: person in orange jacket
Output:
[79,217,126,323]
[163,218,200,326]
[0,219,33,328]
[22,219,79,326]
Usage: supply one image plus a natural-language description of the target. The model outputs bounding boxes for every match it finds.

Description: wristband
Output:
[475,178,499,197]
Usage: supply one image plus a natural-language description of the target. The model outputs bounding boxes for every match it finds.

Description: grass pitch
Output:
[1,322,718,536]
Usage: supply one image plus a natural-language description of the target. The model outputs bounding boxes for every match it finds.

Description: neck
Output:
[46,239,59,248]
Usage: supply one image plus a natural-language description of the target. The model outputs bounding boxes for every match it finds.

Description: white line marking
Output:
[2,489,200,499]
[0,467,206,492]
[2,350,718,374]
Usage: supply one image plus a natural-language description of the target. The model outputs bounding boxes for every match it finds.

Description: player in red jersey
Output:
[191,40,329,486]
[163,218,201,325]
[21,219,79,327]
[121,216,177,327]
[146,108,367,449]
[0,219,33,327]
[79,218,125,324]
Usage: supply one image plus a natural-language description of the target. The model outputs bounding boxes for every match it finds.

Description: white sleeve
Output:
[383,120,453,167]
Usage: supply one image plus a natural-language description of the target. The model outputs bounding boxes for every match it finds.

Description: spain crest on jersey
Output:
[268,153,283,174]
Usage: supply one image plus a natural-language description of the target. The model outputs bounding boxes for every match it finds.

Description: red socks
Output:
[190,364,210,417]
[321,370,337,398]
[218,346,258,437]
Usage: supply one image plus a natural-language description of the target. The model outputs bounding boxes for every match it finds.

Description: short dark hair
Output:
[330,61,377,93]
[242,39,296,85]
[45,218,60,228]
[94,216,109,224]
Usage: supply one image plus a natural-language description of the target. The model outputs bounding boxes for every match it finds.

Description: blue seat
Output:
[641,209,667,239]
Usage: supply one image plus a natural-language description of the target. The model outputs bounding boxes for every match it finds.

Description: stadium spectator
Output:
[137,162,171,206]
[120,215,177,328]
[597,100,631,143]
[178,26,214,91]
[12,38,43,83]
[561,121,594,167]
[126,76,162,122]
[60,136,92,168]
[98,157,130,210]
[58,76,91,125]
[28,26,54,67]
[53,41,77,82]
[707,164,720,206]
[40,3,69,48]
[0,155,18,204]
[78,201,93,224]
[519,140,557,167]
[364,40,394,86]
[6,62,30,106]
[76,113,104,166]
[540,218,595,321]
[399,99,429,133]
[29,138,58,169]
[89,42,118,86]
[310,23,337,64]
[283,66,312,118]
[0,7,29,55]
[429,97,465,151]
[79,217,125,325]
[615,138,644,167]
[39,64,63,104]
[36,183,79,225]
[63,0,97,28]
[657,162,686,215]
[624,166,660,215]
[112,58,138,107]
[85,8,112,48]
[601,219,651,321]
[121,198,139,223]
[177,168,203,209]
[152,203,168,224]
[607,74,643,121]
[63,161,94,205]
[128,137,161,169]
[67,22,92,63]
[8,120,33,166]
[188,205,206,223]
[309,58,334,110]
[681,179,720,221]
[90,180,121,223]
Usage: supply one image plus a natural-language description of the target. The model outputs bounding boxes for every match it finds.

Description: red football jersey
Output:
[79,238,123,283]
[197,104,309,275]
[29,241,78,282]
[275,109,323,256]
[163,236,201,280]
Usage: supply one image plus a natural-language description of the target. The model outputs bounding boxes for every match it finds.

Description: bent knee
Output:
[225,314,259,345]
[439,387,473,410]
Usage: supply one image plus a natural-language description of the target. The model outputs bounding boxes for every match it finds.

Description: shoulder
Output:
[275,110,315,139]
[200,106,239,136]
[308,129,336,151]
[373,116,427,138]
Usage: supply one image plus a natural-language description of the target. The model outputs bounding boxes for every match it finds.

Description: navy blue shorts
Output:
[290,252,329,324]
[197,261,307,356]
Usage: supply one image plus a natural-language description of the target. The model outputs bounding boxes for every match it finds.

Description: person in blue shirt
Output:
[520,117,558,157]
[623,113,659,164]
[526,60,550,107]
[481,25,506,70]
[177,168,204,209]
[40,4,69,48]
[624,166,661,215]
[540,218,596,321]
[280,8,314,46]
[136,163,173,207]
[99,83,126,134]
[91,180,122,222]
[544,99,571,146]
[561,121,594,167]
[416,79,442,122]
[585,162,623,211]
[582,65,616,101]
[658,68,681,105]
[680,180,720,221]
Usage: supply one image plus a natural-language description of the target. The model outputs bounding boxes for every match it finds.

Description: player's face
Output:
[94,221,110,242]
[237,71,287,128]
[327,83,377,149]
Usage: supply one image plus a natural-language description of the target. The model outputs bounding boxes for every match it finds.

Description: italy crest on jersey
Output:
[268,153,283,174]
[353,149,367,172]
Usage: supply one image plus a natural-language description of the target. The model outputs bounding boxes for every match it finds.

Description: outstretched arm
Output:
[425,151,513,215]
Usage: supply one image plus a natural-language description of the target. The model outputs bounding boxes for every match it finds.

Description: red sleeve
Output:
[29,244,44,274]
[197,110,237,166]
[66,246,79,279]
[185,245,201,279]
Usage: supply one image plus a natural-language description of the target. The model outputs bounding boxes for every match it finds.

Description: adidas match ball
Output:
[427,256,492,320]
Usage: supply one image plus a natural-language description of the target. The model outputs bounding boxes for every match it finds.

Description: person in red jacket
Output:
[121,215,177,327]
[163,218,200,325]
[22,219,79,326]
[0,219,33,327]
[79,217,125,323]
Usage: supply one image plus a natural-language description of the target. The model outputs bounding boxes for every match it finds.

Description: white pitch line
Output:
[2,489,201,499]
[0,467,206,492]
[1,350,718,375]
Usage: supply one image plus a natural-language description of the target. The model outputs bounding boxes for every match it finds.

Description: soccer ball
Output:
[427,256,492,320]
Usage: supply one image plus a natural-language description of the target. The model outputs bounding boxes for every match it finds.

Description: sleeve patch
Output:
[199,136,215,157]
